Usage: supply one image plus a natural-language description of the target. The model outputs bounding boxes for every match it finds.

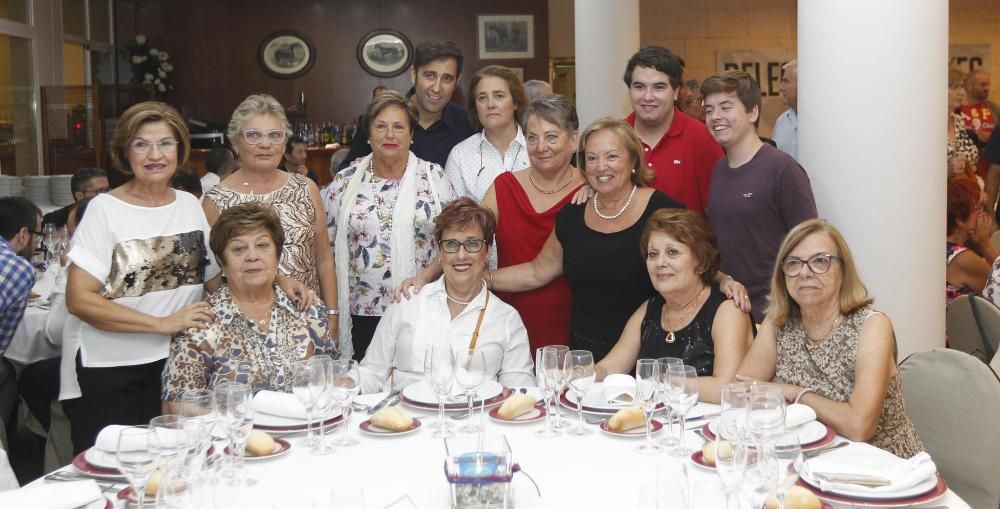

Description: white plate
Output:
[800,445,938,500]
[708,418,828,446]
[253,408,341,428]
[400,380,503,406]
[84,448,119,470]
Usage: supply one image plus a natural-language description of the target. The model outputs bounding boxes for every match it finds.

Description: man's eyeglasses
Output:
[781,253,841,277]
[81,187,110,196]
[242,129,287,145]
[130,139,178,154]
[439,239,487,254]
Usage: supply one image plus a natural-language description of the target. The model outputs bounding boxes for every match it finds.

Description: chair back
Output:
[969,295,1000,361]
[945,295,988,361]
[899,349,1000,509]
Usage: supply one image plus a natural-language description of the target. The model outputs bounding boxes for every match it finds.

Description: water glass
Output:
[656,357,682,447]
[331,359,361,446]
[634,359,661,455]
[720,382,749,439]
[715,427,747,509]
[775,432,803,509]
[454,349,487,433]
[291,360,324,448]
[666,365,699,456]
[310,355,337,454]
[534,347,562,438]
[148,415,186,474]
[740,444,779,509]
[566,350,595,436]
[117,426,158,509]
[747,384,786,449]
[214,383,254,486]
[545,345,570,429]
[427,344,456,438]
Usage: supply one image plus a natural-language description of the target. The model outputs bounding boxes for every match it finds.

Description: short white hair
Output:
[226,94,292,143]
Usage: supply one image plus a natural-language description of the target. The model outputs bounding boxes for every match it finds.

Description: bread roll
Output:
[370,405,414,432]
[702,440,732,466]
[765,486,822,509]
[607,407,645,432]
[245,429,276,456]
[496,393,538,419]
[144,470,184,496]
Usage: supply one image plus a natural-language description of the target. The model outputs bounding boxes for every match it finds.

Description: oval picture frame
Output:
[356,29,413,78]
[258,30,316,80]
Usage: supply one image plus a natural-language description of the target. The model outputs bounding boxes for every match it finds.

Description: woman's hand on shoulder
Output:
[569,185,594,205]
[277,276,316,311]
[720,275,751,313]
[159,301,214,335]
[393,276,427,302]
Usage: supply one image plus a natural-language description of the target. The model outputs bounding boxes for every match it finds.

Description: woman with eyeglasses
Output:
[736,219,924,458]
[360,198,533,393]
[203,94,338,341]
[323,91,458,361]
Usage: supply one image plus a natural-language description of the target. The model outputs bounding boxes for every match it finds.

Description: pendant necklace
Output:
[663,286,707,344]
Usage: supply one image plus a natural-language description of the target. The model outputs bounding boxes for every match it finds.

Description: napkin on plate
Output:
[252,390,309,419]
[786,403,817,428]
[603,374,636,405]
[94,425,146,452]
[0,480,102,509]
[802,443,937,493]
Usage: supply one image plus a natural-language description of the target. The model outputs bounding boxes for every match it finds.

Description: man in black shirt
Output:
[338,39,473,171]
[42,167,109,228]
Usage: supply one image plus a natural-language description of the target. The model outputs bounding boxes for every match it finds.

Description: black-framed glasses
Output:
[439,239,487,254]
[241,129,287,145]
[781,253,841,277]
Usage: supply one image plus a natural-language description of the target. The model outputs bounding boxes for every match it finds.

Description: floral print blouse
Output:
[161,284,337,399]
[323,160,456,316]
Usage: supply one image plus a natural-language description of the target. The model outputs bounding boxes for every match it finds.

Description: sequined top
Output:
[637,285,727,376]
[773,306,924,458]
[161,284,337,399]
[205,173,320,293]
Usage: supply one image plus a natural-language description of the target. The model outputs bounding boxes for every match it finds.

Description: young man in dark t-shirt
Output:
[702,71,818,323]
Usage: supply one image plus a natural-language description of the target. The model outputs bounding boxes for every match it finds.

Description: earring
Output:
[632,168,637,174]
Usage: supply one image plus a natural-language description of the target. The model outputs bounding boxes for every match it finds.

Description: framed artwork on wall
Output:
[478,15,534,59]
[258,30,316,79]
[356,29,414,78]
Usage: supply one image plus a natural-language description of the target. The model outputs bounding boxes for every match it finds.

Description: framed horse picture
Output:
[356,29,413,78]
[258,30,316,80]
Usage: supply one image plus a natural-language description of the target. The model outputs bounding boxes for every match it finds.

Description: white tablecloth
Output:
[33,393,971,509]
[4,267,59,365]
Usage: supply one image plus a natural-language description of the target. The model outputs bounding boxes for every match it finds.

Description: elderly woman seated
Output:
[595,209,753,402]
[736,219,924,458]
[360,198,534,393]
[162,202,336,411]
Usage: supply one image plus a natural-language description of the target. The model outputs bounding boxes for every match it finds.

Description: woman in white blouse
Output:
[360,198,534,393]
[444,65,531,202]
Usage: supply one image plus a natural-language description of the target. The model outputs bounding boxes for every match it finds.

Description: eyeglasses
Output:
[130,139,178,154]
[781,253,841,277]
[372,122,408,136]
[439,239,487,254]
[81,187,110,196]
[241,129,287,145]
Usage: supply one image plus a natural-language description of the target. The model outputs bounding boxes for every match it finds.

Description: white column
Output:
[574,0,638,128]
[798,0,948,359]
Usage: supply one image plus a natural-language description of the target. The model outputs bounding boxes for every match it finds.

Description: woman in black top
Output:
[490,118,747,362]
[595,209,753,402]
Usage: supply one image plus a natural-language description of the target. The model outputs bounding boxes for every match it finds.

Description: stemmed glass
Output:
[41,223,56,266]
[214,383,254,486]
[720,382,749,440]
[117,426,158,509]
[666,365,699,456]
[545,345,570,429]
[534,347,562,438]
[775,433,803,509]
[427,343,456,438]
[148,414,187,495]
[331,359,361,446]
[747,384,786,453]
[740,444,779,509]
[715,418,748,509]
[454,349,487,433]
[291,360,324,448]
[310,355,337,454]
[634,359,662,455]
[565,350,595,436]
[656,357,682,447]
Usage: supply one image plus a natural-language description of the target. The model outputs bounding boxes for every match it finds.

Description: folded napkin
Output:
[94,425,147,452]
[803,443,936,493]
[0,480,102,509]
[252,390,309,419]
[786,403,817,428]
[603,374,636,405]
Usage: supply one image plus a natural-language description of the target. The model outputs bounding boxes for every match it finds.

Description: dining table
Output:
[4,264,60,366]
[22,388,971,509]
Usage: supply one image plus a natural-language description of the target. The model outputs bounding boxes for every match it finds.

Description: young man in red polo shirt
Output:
[624,46,724,214]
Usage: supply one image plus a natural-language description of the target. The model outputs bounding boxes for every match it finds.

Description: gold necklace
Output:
[234,296,276,330]
[663,285,707,344]
[805,314,841,345]
[527,168,574,195]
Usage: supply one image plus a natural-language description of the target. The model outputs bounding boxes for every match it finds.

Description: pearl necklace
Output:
[446,280,486,306]
[663,285,707,344]
[527,169,574,195]
[593,185,637,220]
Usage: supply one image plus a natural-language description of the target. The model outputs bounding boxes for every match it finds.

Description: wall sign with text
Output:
[716,49,795,138]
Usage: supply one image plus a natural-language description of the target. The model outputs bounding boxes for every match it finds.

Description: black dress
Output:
[555,191,684,362]
[637,285,727,376]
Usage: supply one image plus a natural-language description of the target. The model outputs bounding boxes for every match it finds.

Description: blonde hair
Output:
[766,219,872,326]
[226,94,292,145]
[110,101,190,176]
[577,117,651,187]
[948,67,967,89]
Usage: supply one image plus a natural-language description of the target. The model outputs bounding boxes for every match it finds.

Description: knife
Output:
[802,441,849,459]
[368,389,402,414]
[813,472,891,487]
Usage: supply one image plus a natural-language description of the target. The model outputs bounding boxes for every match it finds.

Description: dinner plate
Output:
[358,417,422,436]
[72,450,125,480]
[689,450,715,470]
[702,421,836,450]
[598,419,663,438]
[224,437,291,460]
[559,385,666,415]
[254,407,342,428]
[488,403,546,424]
[799,445,942,500]
[84,448,120,470]
[796,474,947,507]
[117,486,158,507]
[253,413,342,433]
[399,380,504,409]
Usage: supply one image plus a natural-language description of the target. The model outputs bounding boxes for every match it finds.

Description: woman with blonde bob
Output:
[736,219,923,458]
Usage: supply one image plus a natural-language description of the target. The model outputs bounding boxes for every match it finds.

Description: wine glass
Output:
[331,359,361,446]
[715,421,747,509]
[41,223,55,266]
[666,365,699,456]
[720,382,749,440]
[148,415,186,477]
[534,347,562,438]
[656,357,682,447]
[214,383,254,486]
[454,349,487,433]
[634,359,662,455]
[566,350,595,436]
[740,444,779,509]
[427,343,456,438]
[179,389,216,459]
[309,355,336,454]
[545,345,570,430]
[291,360,323,447]
[747,384,786,451]
[775,432,803,509]
[117,426,158,509]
